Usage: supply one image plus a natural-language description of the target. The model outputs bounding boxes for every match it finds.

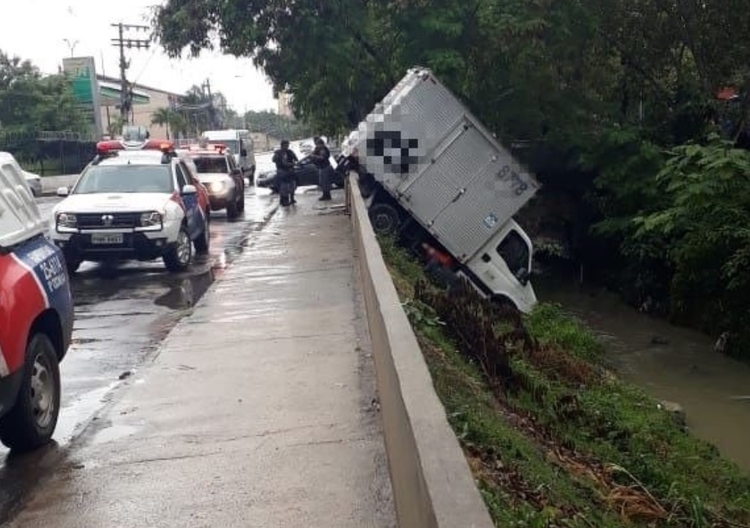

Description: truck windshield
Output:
[192,156,229,174]
[73,165,173,194]
[496,231,529,282]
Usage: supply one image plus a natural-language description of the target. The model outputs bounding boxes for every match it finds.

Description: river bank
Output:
[380,237,750,527]
[536,275,750,472]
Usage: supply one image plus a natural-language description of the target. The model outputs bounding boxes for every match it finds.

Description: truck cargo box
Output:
[350,67,540,261]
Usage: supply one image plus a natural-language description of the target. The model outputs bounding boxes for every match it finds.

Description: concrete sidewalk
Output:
[10,190,396,528]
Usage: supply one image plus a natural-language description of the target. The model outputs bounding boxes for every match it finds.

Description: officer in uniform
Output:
[272,140,298,206]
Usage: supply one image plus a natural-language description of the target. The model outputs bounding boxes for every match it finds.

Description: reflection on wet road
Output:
[0,185,278,521]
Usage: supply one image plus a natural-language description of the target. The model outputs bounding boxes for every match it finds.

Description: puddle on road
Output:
[90,424,139,445]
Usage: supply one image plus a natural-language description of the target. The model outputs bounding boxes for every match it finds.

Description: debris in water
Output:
[118,371,132,380]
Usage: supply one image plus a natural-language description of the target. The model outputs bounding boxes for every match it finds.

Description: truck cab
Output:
[0,153,74,451]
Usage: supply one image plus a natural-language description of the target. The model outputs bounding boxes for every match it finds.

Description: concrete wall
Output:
[349,177,495,528]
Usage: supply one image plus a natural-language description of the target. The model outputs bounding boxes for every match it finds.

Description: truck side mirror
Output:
[56,186,70,197]
[515,267,530,286]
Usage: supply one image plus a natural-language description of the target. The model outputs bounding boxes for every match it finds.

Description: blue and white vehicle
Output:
[0,152,74,451]
[50,141,210,273]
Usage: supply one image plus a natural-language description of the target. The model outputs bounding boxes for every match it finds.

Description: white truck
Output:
[341,67,540,312]
[200,129,256,182]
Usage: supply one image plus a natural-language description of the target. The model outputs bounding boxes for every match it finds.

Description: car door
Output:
[227,155,243,192]
[175,163,200,239]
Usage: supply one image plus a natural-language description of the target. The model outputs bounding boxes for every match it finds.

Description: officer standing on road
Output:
[311,137,332,202]
[272,140,298,206]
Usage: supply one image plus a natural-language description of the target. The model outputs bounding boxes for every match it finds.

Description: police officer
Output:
[311,137,332,201]
[272,140,298,206]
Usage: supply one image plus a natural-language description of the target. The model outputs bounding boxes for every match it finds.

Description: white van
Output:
[201,130,256,182]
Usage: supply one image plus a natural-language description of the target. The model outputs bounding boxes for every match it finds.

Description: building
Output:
[277,92,294,118]
[97,75,182,139]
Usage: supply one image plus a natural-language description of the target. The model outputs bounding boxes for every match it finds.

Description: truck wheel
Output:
[0,334,61,452]
[163,226,192,272]
[194,219,210,255]
[368,203,400,235]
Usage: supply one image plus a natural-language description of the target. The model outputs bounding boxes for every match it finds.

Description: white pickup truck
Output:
[341,67,541,312]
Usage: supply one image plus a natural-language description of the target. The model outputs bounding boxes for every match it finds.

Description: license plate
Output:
[91,233,123,245]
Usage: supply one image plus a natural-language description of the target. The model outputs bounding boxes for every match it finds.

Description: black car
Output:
[255,155,344,192]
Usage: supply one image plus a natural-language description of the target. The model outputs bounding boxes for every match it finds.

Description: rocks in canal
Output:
[658,400,687,428]
[714,331,730,354]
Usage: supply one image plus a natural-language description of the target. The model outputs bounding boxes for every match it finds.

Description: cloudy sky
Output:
[0,0,277,113]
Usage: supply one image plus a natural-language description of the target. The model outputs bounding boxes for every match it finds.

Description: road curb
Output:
[349,175,494,528]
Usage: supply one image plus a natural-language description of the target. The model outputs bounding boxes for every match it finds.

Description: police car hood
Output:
[195,173,232,184]
[55,193,172,213]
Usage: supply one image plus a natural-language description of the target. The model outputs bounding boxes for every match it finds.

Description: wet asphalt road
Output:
[0,183,281,523]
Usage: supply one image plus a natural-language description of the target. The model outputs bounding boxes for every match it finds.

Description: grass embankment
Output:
[380,237,750,528]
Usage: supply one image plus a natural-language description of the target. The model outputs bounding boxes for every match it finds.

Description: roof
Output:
[96,74,183,98]
[95,150,173,166]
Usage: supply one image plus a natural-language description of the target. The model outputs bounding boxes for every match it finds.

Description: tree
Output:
[0,50,86,135]
[151,107,187,139]
[153,0,750,354]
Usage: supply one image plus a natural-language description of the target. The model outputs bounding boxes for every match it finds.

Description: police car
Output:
[0,153,74,451]
[51,140,211,273]
[178,143,245,220]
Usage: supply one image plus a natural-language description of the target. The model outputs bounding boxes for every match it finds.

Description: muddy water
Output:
[537,276,750,472]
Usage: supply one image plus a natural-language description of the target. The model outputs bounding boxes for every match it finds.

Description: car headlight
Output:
[56,212,77,228]
[208,181,225,193]
[140,211,163,227]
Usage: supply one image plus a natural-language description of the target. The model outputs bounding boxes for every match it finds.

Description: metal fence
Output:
[0,131,97,176]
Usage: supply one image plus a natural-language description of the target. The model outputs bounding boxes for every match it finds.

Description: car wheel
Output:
[226,194,240,220]
[0,333,61,452]
[237,189,246,212]
[163,226,192,272]
[194,217,210,255]
[63,253,81,274]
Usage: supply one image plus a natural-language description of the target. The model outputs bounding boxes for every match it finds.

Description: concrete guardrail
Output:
[349,175,495,528]
[41,174,79,195]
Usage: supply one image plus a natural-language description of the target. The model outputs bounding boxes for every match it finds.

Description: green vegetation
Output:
[241,111,312,143]
[154,0,750,356]
[381,237,750,527]
[0,50,86,136]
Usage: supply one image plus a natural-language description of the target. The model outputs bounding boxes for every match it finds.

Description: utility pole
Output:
[111,22,150,123]
[202,79,217,129]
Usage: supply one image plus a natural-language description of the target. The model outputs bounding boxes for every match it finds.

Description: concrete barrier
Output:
[349,176,495,528]
[41,174,79,195]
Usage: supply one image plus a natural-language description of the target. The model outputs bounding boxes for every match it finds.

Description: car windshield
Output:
[192,156,229,174]
[73,165,173,194]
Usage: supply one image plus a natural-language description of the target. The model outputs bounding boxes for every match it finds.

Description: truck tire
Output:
[0,333,61,452]
[368,203,400,235]
[163,226,192,272]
